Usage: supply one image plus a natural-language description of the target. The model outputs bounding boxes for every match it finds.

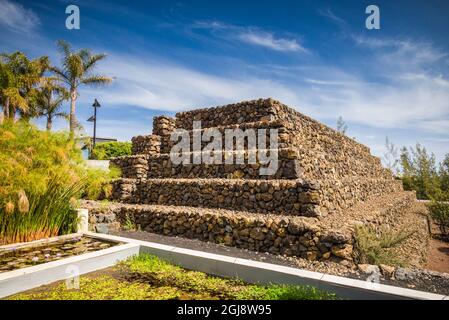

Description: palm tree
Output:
[0,52,48,121]
[50,40,112,134]
[35,78,69,131]
[0,54,27,120]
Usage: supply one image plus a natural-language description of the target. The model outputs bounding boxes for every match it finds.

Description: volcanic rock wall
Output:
[111,98,401,216]
[96,98,419,263]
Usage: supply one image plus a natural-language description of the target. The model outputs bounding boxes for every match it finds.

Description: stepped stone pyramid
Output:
[93,98,420,263]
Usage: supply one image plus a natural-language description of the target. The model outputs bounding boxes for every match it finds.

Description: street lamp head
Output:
[92,99,101,108]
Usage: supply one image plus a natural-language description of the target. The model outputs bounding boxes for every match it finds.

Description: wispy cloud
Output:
[318,8,347,29]
[292,38,449,134]
[353,36,448,71]
[81,53,299,112]
[191,20,307,53]
[238,31,306,52]
[4,3,447,161]
[0,0,40,33]
[82,38,449,139]
[304,78,351,86]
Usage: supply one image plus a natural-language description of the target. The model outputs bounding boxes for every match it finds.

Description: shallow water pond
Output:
[0,236,120,273]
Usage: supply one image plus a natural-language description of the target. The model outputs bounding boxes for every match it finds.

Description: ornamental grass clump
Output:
[0,121,101,244]
[353,225,414,266]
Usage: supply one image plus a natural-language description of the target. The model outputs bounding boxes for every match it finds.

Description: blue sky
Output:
[1,0,448,163]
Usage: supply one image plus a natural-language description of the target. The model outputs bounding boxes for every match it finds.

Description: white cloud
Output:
[417,120,449,135]
[304,78,350,86]
[0,0,40,33]
[80,53,299,113]
[12,16,445,161]
[238,31,306,52]
[353,36,448,72]
[191,20,307,53]
[318,8,347,28]
[78,37,449,139]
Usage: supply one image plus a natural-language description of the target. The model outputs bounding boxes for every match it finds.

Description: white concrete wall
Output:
[85,160,110,171]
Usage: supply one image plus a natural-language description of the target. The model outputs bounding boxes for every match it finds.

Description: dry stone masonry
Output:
[91,98,421,264]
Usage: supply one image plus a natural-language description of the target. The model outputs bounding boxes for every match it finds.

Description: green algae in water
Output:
[9,254,338,300]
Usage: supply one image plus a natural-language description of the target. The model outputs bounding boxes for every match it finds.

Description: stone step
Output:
[110,178,322,217]
[111,148,302,180]
[110,176,403,217]
[112,145,392,182]
[175,99,275,130]
[294,147,392,181]
[315,177,403,215]
[86,190,418,263]
[160,119,290,153]
[139,99,394,185]
[131,134,160,155]
[82,200,352,262]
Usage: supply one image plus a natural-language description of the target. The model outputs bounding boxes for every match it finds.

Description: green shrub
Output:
[91,141,131,160]
[353,225,414,266]
[81,166,121,200]
[427,201,449,240]
[122,213,137,231]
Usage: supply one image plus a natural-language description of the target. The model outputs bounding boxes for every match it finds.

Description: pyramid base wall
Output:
[84,191,424,264]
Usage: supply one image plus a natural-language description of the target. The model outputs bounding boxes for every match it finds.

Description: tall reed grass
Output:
[0,121,91,244]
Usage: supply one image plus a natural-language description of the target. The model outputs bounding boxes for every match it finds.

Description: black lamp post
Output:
[87,98,101,158]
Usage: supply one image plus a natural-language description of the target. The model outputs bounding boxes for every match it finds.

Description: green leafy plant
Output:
[427,200,449,240]
[91,141,132,160]
[353,225,414,266]
[81,165,121,200]
[400,144,441,200]
[122,213,137,231]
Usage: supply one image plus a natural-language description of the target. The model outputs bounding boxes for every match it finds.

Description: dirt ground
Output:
[426,238,449,273]
[425,211,449,273]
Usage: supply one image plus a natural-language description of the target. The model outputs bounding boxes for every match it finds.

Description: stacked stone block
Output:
[101,98,416,263]
[111,98,401,216]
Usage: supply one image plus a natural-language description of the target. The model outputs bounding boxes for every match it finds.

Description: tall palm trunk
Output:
[46,115,52,131]
[69,88,77,134]
[3,97,10,119]
[11,105,16,122]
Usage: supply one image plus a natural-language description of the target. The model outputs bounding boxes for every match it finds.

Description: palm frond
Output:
[64,54,84,85]
[48,66,71,85]
[83,53,107,72]
[55,112,70,121]
[56,40,72,59]
[81,75,113,86]
[3,87,28,111]
[78,49,92,64]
